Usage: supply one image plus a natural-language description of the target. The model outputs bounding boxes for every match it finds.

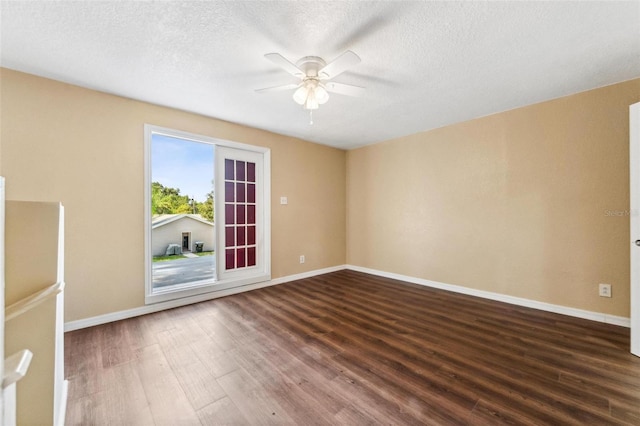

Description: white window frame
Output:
[144,124,271,305]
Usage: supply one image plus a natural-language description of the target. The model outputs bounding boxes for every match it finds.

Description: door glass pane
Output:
[223,159,257,271]
[247,184,256,203]
[225,159,234,180]
[237,205,246,225]
[247,226,256,245]
[225,226,234,246]
[247,205,256,224]
[237,248,246,268]
[247,247,256,266]
[237,226,246,246]
[236,161,246,180]
[225,182,234,202]
[151,134,215,289]
[225,204,234,224]
[247,162,256,182]
[236,183,245,202]
[225,248,234,269]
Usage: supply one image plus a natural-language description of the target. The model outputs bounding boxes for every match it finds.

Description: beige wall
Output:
[347,78,640,317]
[2,66,638,323]
[0,68,346,322]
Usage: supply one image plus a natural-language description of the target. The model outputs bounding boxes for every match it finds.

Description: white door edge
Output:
[630,102,640,357]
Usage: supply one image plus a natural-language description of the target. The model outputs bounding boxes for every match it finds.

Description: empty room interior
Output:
[1,1,640,425]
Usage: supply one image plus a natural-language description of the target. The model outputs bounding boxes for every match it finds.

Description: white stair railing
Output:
[5,281,65,322]
[2,350,32,426]
[3,281,64,426]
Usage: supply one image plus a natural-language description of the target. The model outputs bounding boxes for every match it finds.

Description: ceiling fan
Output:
[256,51,365,121]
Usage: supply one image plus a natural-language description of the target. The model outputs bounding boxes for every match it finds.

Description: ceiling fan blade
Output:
[264,53,305,78]
[255,83,300,93]
[325,82,365,97]
[319,50,361,79]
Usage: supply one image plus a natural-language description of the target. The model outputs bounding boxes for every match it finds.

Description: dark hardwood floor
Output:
[65,270,640,425]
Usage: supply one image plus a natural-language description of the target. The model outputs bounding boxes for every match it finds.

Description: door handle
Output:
[636,240,640,247]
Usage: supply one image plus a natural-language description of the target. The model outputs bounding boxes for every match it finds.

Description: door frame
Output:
[0,177,5,422]
[144,124,271,305]
[182,232,191,252]
[630,101,639,357]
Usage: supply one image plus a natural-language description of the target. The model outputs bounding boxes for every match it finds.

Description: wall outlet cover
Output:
[598,283,612,298]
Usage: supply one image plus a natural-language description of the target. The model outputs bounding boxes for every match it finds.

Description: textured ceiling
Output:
[1,1,639,150]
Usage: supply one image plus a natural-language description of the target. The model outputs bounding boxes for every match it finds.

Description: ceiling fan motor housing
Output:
[295,56,327,78]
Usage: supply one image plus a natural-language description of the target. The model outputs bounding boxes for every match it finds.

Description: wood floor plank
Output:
[558,371,640,407]
[272,278,608,422]
[290,274,634,420]
[218,295,404,425]
[227,345,336,425]
[64,394,104,426]
[236,288,473,424]
[190,336,240,379]
[197,396,249,425]
[194,310,244,352]
[216,368,296,425]
[98,320,135,368]
[156,328,227,411]
[134,344,200,425]
[610,399,640,424]
[66,362,155,426]
[100,361,155,425]
[123,310,176,351]
[469,398,542,426]
[65,328,104,401]
[65,270,640,425]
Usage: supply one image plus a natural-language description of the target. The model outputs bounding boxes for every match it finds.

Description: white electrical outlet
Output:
[280,196,288,205]
[299,255,305,264]
[598,283,612,298]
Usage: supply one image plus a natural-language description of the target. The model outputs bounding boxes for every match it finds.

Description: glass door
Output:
[215,145,270,287]
[144,125,270,304]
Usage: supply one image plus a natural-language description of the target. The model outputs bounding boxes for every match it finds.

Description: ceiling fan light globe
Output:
[316,85,329,104]
[304,91,319,110]
[293,86,309,105]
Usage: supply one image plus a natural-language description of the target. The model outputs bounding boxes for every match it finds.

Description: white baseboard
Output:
[65,263,630,331]
[346,265,631,328]
[270,265,346,285]
[64,265,346,332]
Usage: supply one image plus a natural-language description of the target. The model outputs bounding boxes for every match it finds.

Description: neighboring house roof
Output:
[152,214,214,229]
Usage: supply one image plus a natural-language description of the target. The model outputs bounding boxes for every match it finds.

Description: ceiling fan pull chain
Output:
[309,110,313,125]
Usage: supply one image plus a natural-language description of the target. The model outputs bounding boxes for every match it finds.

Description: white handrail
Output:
[3,350,33,389]
[5,281,65,322]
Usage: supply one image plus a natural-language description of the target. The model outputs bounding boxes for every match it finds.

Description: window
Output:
[144,125,270,304]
